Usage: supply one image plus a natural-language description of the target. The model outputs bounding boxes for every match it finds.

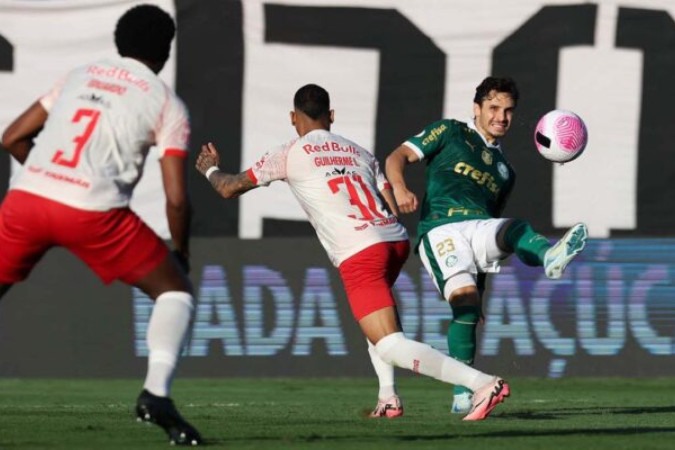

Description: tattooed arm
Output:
[195,142,258,198]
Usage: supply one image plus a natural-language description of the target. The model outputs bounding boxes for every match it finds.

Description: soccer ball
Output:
[534,109,588,163]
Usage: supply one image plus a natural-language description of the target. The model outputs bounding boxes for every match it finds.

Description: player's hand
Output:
[196,142,221,176]
[172,249,190,274]
[394,187,419,214]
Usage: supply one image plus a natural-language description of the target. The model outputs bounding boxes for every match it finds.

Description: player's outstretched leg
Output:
[370,395,404,418]
[136,389,203,446]
[544,223,588,279]
[462,377,511,421]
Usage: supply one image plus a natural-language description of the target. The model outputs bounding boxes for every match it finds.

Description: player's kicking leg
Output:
[544,223,588,279]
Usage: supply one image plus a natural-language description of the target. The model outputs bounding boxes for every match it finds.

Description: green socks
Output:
[448,304,480,396]
[502,219,550,266]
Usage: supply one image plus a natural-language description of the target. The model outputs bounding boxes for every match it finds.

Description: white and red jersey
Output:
[11,57,189,211]
[247,129,408,266]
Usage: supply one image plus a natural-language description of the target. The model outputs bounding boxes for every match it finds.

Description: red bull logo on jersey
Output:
[303,141,360,156]
[454,162,500,194]
[421,124,448,146]
[86,65,150,92]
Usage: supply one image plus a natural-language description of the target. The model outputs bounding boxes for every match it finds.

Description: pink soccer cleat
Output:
[369,395,404,418]
[462,377,510,421]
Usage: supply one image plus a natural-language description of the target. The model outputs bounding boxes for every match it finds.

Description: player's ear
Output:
[290,111,296,126]
[472,102,481,119]
[329,110,335,124]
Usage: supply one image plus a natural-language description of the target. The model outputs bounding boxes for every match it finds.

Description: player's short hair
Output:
[473,77,519,106]
[114,4,175,65]
[294,84,331,120]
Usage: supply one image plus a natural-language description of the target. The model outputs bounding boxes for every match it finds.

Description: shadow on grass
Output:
[506,405,675,420]
[481,426,675,437]
[201,425,675,446]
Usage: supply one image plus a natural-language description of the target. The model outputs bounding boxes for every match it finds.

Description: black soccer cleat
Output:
[135,389,203,446]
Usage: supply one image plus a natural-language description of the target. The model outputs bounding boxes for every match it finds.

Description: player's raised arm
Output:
[196,142,257,199]
[385,144,420,214]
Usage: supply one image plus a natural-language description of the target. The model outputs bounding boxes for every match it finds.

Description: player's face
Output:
[473,90,516,143]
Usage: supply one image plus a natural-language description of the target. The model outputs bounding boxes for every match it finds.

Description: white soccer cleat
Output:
[451,392,473,414]
[544,223,588,279]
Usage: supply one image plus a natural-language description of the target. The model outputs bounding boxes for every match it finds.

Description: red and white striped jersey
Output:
[11,57,189,211]
[247,129,408,266]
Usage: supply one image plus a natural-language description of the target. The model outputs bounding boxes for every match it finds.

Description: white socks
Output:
[143,291,194,397]
[367,339,397,400]
[374,332,494,392]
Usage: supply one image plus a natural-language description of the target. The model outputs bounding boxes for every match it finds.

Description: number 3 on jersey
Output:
[51,108,101,168]
[328,174,385,220]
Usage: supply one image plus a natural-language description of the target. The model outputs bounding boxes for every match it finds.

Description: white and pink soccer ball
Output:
[534,109,588,163]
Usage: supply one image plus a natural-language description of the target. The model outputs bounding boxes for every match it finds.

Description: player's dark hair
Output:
[294,84,331,120]
[114,4,175,66]
[473,77,519,106]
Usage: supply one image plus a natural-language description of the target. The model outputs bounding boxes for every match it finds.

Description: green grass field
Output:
[1,377,674,449]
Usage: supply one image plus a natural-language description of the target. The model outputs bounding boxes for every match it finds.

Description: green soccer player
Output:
[385,76,588,413]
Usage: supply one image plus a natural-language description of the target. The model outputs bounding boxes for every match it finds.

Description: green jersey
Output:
[404,119,516,240]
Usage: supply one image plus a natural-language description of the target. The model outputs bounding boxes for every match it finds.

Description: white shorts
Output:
[418,219,509,300]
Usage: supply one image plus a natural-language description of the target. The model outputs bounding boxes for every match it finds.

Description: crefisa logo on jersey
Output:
[421,124,447,146]
[497,162,509,180]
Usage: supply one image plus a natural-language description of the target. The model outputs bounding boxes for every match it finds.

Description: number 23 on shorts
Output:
[436,238,455,257]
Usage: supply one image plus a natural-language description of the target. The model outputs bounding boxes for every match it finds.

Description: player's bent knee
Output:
[442,272,476,300]
[450,286,481,307]
[373,331,407,366]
